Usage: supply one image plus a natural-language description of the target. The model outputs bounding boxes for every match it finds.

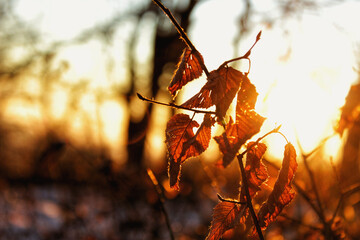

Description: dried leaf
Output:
[240,142,268,202]
[214,111,265,168]
[257,143,297,230]
[168,48,204,96]
[236,74,258,115]
[165,113,213,189]
[206,202,246,240]
[181,65,243,120]
[180,113,214,160]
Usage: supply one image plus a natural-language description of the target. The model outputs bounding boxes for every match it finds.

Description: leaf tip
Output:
[137,92,145,101]
[256,31,262,41]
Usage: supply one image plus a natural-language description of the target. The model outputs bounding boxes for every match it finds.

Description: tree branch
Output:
[237,153,264,240]
[219,31,262,71]
[137,93,216,115]
[152,0,209,76]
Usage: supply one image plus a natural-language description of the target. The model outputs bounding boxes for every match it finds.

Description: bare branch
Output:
[220,30,262,71]
[237,154,264,240]
[137,93,216,115]
[152,0,209,76]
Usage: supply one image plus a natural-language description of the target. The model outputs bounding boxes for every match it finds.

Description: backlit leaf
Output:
[236,74,258,115]
[180,113,214,160]
[214,111,265,168]
[181,65,243,120]
[206,201,246,240]
[240,142,268,202]
[256,143,297,230]
[165,113,213,189]
[168,48,204,97]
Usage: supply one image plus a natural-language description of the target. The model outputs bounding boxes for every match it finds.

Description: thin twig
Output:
[232,126,287,240]
[292,182,324,221]
[301,134,335,159]
[237,153,264,240]
[330,183,360,224]
[219,31,262,70]
[152,0,209,76]
[235,125,282,240]
[137,93,216,115]
[147,169,175,240]
[240,125,284,157]
[296,137,326,225]
[280,214,322,231]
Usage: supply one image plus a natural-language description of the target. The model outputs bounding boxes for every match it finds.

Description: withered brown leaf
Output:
[181,65,244,121]
[239,142,268,202]
[214,111,265,168]
[206,201,246,240]
[168,48,204,97]
[236,74,258,115]
[256,143,297,230]
[166,113,213,189]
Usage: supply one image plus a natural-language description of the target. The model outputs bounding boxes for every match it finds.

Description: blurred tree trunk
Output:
[126,0,199,170]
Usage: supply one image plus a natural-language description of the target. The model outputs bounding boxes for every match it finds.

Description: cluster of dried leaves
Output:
[140,1,299,239]
[163,44,298,239]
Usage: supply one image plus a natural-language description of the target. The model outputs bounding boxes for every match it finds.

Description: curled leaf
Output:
[168,48,204,97]
[240,142,268,202]
[236,74,258,115]
[214,111,265,168]
[181,65,244,121]
[257,143,297,230]
[206,202,246,240]
[165,113,213,189]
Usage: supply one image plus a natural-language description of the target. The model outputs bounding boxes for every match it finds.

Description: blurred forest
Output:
[0,0,360,239]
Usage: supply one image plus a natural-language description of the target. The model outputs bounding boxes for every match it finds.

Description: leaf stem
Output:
[137,93,216,115]
[219,30,262,71]
[237,154,264,240]
[152,0,209,76]
[239,125,283,157]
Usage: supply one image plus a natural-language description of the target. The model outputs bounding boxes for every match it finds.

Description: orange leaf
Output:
[240,142,268,202]
[214,111,265,168]
[236,74,258,115]
[180,113,214,160]
[165,113,213,189]
[257,143,297,230]
[181,65,243,120]
[168,48,204,97]
[206,201,246,240]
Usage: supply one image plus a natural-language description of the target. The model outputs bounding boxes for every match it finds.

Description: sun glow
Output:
[8,0,360,166]
[252,19,356,159]
[189,1,358,161]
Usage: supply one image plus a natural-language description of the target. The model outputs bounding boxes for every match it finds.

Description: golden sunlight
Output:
[190,1,358,161]
[252,18,356,160]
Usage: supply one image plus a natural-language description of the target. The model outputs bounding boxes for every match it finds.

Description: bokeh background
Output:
[1,0,360,239]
